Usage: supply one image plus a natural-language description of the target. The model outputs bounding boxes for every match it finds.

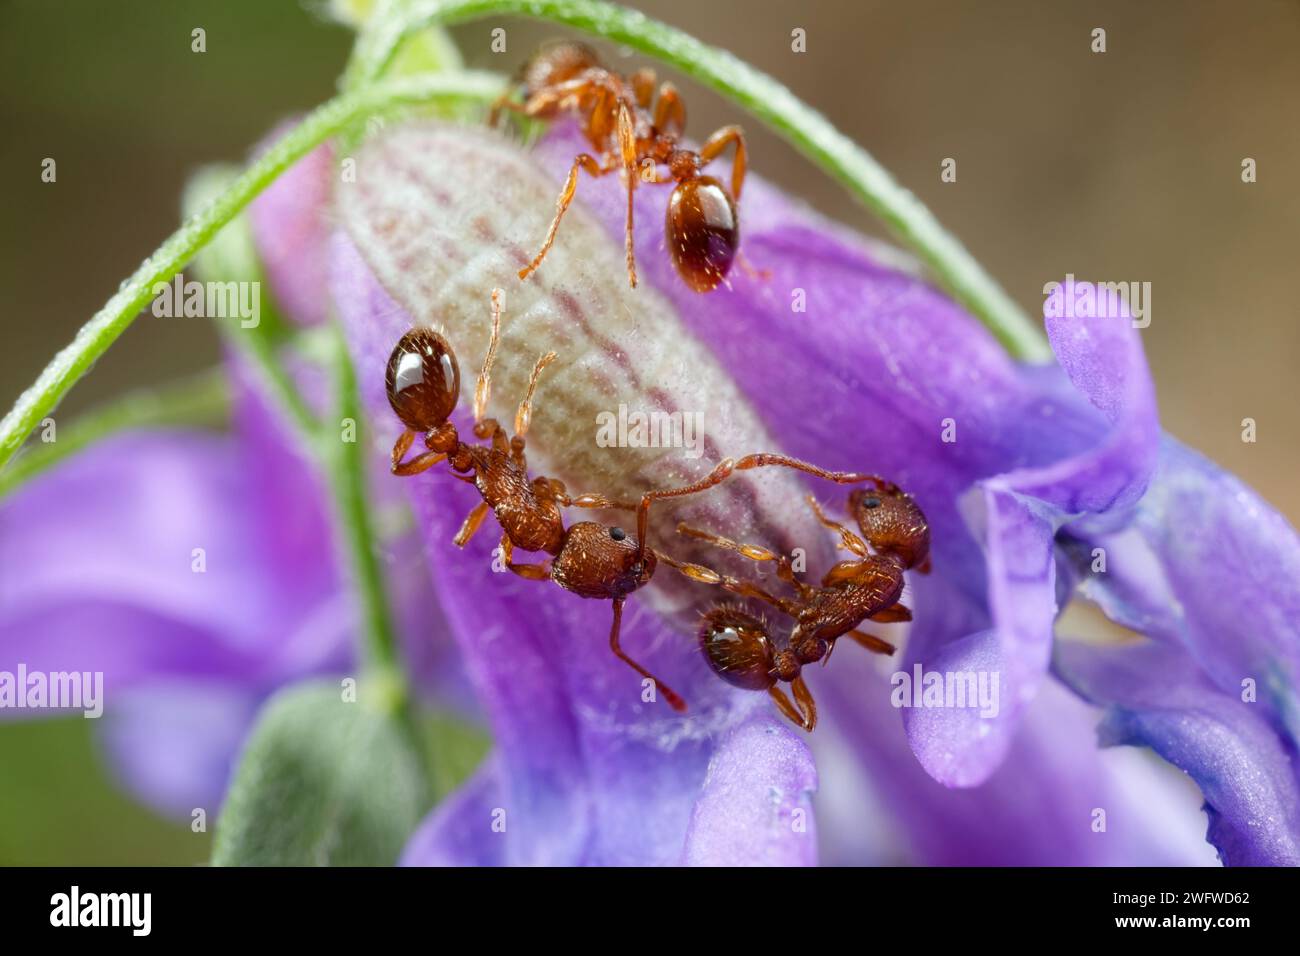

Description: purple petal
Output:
[0,432,300,685]
[99,680,261,819]
[817,647,1215,865]
[681,712,819,866]
[1055,638,1300,866]
[907,286,1161,781]
[401,757,506,867]
[1076,437,1300,747]
[0,367,352,816]
[899,628,1014,788]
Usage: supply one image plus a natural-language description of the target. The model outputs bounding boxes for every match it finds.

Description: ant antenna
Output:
[633,458,735,563]
[474,288,505,422]
[515,351,557,437]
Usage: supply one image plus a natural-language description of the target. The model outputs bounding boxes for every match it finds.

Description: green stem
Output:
[220,325,322,444]
[0,70,505,472]
[323,325,406,697]
[347,0,1051,361]
[0,368,229,498]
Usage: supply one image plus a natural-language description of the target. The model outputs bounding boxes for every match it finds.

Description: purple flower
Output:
[278,117,1285,865]
[5,112,1293,867]
[0,347,447,820]
[0,357,336,815]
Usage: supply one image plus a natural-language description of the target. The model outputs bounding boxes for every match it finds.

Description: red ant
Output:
[658,482,931,731]
[489,40,747,293]
[384,292,882,712]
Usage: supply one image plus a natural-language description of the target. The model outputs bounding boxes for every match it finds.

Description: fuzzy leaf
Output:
[212,681,429,866]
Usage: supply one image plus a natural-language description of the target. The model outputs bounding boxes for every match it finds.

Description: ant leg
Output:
[488,95,529,128]
[846,629,897,655]
[735,452,888,488]
[676,522,815,599]
[654,550,800,617]
[537,476,639,514]
[634,458,737,561]
[473,418,511,454]
[698,124,748,201]
[608,596,687,712]
[652,82,685,138]
[454,501,492,548]
[806,496,871,559]
[473,289,504,425]
[629,67,656,108]
[616,102,638,288]
[735,249,771,281]
[499,535,551,581]
[791,676,818,731]
[870,603,912,624]
[519,153,611,282]
[514,350,557,439]
[569,495,641,512]
[391,430,447,477]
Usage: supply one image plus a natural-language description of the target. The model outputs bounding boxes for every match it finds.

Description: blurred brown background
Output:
[4,0,1296,517]
[0,1,1296,860]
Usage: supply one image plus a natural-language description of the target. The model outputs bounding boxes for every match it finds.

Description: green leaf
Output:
[212,681,431,866]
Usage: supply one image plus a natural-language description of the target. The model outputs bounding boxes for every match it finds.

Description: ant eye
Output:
[609,527,627,541]
[863,496,882,509]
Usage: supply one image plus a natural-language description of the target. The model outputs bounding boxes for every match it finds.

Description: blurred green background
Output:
[1,0,1297,863]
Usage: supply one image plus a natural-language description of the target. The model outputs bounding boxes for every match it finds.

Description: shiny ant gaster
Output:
[490,40,747,292]
[385,292,882,712]
[660,483,931,731]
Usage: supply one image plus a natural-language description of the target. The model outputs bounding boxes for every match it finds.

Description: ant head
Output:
[551,523,657,599]
[848,485,931,571]
[665,175,738,292]
[698,605,799,691]
[386,328,461,434]
[523,40,600,95]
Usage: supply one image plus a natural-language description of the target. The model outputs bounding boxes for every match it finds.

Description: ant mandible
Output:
[489,40,747,293]
[657,482,931,731]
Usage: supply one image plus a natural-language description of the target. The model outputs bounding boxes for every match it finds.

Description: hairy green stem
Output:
[323,326,408,700]
[0,70,505,472]
[346,0,1051,361]
[0,369,229,498]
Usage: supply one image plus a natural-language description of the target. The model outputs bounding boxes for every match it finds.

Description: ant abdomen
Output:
[698,605,779,691]
[666,176,739,292]
[385,328,461,433]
